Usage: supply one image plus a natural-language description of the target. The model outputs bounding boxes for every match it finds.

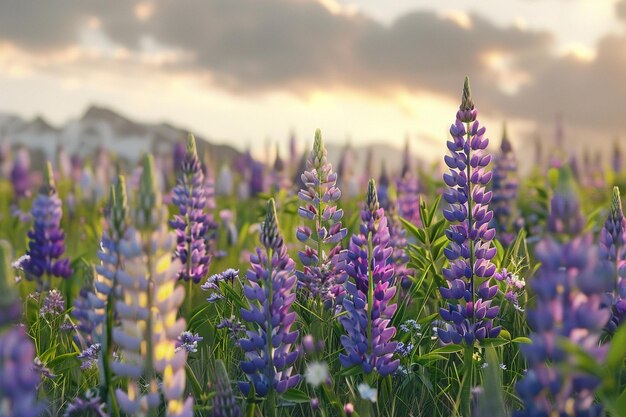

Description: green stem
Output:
[461,345,474,417]
[103,285,120,417]
[142,231,157,417]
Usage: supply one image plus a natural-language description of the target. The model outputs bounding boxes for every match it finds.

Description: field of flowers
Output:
[1,77,626,417]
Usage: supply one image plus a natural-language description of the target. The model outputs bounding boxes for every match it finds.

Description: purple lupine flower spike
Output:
[547,166,584,237]
[600,186,626,332]
[339,179,399,376]
[396,138,421,227]
[0,241,44,417]
[491,124,520,247]
[114,159,193,417]
[387,203,413,290]
[10,147,31,201]
[22,161,71,287]
[239,199,300,396]
[438,77,500,345]
[213,359,242,417]
[516,227,612,413]
[170,134,212,283]
[296,129,348,308]
[613,139,623,175]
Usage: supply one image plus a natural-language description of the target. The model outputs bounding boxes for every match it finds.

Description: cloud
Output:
[0,0,625,142]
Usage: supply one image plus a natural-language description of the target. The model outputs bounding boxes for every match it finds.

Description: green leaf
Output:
[607,323,626,368]
[478,346,508,417]
[479,338,509,348]
[282,388,311,404]
[431,344,463,355]
[511,337,532,344]
[499,329,511,341]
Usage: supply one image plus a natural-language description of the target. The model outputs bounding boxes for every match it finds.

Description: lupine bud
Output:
[239,199,300,396]
[547,166,584,237]
[135,154,163,231]
[438,78,500,345]
[339,180,399,376]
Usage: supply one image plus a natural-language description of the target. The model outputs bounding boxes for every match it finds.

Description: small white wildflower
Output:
[500,363,507,370]
[482,362,488,369]
[357,383,378,403]
[304,361,329,388]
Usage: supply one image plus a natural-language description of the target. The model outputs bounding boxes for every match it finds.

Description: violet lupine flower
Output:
[63,390,109,417]
[22,162,71,286]
[296,129,348,308]
[170,134,212,283]
[77,343,101,370]
[112,227,193,417]
[396,139,421,227]
[387,203,413,290]
[377,162,391,211]
[114,160,193,417]
[201,268,239,303]
[547,166,585,237]
[438,77,500,345]
[491,124,520,247]
[10,147,31,201]
[216,165,234,196]
[249,161,267,197]
[175,331,203,353]
[270,145,291,192]
[0,240,43,417]
[239,199,300,396]
[213,359,242,417]
[40,289,65,318]
[515,235,612,416]
[600,186,626,332]
[613,139,623,175]
[339,179,399,376]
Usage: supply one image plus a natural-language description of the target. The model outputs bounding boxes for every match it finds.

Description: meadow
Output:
[1,77,626,417]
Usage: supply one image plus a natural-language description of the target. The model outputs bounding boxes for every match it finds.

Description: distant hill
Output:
[0,105,242,165]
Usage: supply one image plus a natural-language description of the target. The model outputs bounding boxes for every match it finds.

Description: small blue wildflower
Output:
[175,331,203,353]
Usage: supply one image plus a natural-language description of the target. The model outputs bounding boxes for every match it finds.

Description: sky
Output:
[0,0,624,163]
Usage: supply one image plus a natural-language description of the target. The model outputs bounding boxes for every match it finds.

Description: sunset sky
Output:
[0,0,624,162]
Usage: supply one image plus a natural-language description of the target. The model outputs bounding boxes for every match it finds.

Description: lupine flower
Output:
[40,289,65,318]
[515,236,612,416]
[339,180,399,376]
[296,129,348,308]
[387,203,413,289]
[396,138,421,227]
[270,145,291,191]
[494,268,526,312]
[377,162,391,211]
[112,227,193,417]
[114,158,193,417]
[72,286,98,347]
[217,316,246,343]
[175,331,203,353]
[22,162,71,286]
[63,389,109,417]
[491,124,519,247]
[212,359,242,417]
[546,166,584,237]
[10,147,31,201]
[202,268,239,302]
[78,343,101,370]
[170,134,213,283]
[438,77,500,345]
[613,139,623,175]
[600,186,626,332]
[0,240,43,417]
[239,199,300,396]
[249,161,266,196]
